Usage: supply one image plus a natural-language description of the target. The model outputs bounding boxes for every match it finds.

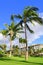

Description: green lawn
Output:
[0,56,43,65]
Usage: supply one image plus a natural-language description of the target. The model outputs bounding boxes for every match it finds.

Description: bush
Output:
[0,54,3,57]
[0,50,7,57]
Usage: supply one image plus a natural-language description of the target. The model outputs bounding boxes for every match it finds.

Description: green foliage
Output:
[39,48,43,52]
[12,45,19,56]
[1,30,8,36]
[19,38,27,43]
[4,22,23,41]
[0,50,4,57]
[0,44,6,51]
[0,50,2,54]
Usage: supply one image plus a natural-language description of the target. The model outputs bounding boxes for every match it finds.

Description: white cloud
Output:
[0,33,4,40]
[39,13,43,18]
[27,22,43,45]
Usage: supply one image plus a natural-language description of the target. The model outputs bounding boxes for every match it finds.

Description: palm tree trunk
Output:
[4,35,6,54]
[9,39,12,57]
[24,23,28,61]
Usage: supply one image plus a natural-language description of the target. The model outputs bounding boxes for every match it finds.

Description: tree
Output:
[2,22,24,57]
[11,6,43,60]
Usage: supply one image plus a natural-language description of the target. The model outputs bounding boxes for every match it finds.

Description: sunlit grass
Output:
[0,56,43,65]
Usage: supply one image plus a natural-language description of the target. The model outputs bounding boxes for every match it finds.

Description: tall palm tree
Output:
[2,22,24,57]
[11,6,43,60]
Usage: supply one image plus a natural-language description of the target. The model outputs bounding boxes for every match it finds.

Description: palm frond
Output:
[1,29,8,35]
[11,15,14,21]
[25,6,39,11]
[15,20,23,28]
[17,31,25,33]
[29,17,43,25]
[15,28,23,31]
[11,14,22,20]
[30,11,38,17]
[23,8,38,18]
[15,14,22,19]
[26,24,34,33]
[11,22,15,29]
[4,24,9,29]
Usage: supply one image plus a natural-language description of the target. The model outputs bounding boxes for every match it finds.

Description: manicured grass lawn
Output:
[0,56,43,65]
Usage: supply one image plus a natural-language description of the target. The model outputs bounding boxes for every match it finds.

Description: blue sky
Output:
[0,0,43,45]
[32,36,43,44]
[0,0,43,29]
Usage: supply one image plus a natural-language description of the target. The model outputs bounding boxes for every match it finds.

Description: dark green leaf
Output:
[26,24,34,33]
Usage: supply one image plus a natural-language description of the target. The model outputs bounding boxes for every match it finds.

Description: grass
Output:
[0,56,43,65]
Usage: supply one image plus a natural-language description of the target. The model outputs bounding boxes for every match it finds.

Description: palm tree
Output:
[11,6,43,60]
[2,21,24,57]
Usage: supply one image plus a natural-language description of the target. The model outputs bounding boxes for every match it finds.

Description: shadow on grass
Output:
[0,57,43,65]
[0,57,11,61]
[20,60,43,65]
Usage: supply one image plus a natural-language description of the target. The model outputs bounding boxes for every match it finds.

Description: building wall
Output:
[31,44,43,52]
